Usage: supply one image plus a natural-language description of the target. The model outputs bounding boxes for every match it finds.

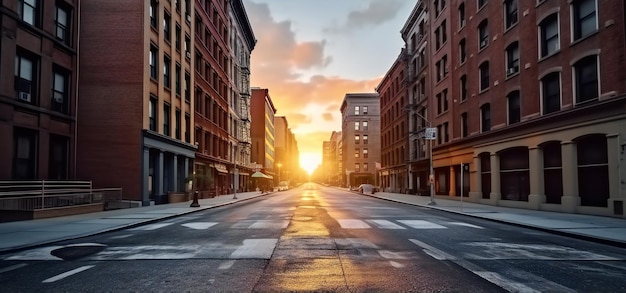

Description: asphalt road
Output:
[1,183,625,292]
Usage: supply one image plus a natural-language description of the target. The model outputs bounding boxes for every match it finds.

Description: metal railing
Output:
[0,181,125,211]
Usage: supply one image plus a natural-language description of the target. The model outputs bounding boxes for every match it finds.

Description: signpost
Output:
[424,127,437,205]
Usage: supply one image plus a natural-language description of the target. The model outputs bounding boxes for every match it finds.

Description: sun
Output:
[299,153,321,175]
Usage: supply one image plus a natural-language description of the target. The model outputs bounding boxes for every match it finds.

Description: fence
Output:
[0,181,126,211]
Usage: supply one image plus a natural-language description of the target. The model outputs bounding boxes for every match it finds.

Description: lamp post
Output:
[190,143,200,207]
[233,143,239,199]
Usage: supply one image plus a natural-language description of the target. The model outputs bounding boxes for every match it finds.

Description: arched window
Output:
[576,134,608,207]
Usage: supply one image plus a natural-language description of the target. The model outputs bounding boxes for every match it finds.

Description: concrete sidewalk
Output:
[0,191,268,253]
[1,187,625,254]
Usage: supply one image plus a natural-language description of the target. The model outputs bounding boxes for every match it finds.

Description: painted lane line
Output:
[248,220,289,229]
[398,220,447,229]
[218,260,236,270]
[337,219,371,229]
[128,223,174,231]
[109,234,134,239]
[42,265,95,283]
[409,239,576,293]
[230,239,278,259]
[389,261,404,268]
[0,263,28,274]
[366,219,406,229]
[182,222,218,230]
[447,222,484,229]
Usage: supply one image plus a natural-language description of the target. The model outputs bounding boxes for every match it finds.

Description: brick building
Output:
[250,87,276,182]
[392,0,626,217]
[0,0,79,180]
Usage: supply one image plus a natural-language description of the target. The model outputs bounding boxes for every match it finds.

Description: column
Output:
[528,146,545,210]
[469,155,482,200]
[172,155,179,192]
[449,165,456,197]
[606,134,624,216]
[155,151,164,198]
[489,153,501,205]
[561,141,579,212]
[142,147,150,206]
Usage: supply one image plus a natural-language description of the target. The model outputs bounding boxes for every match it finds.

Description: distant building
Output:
[250,88,277,180]
[0,0,80,180]
[390,0,626,217]
[322,131,342,186]
[340,93,381,188]
[274,116,299,184]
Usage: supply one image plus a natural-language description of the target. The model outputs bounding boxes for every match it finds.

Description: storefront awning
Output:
[251,171,272,179]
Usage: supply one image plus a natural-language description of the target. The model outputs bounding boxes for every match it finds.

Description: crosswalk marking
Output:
[248,220,289,229]
[337,219,371,229]
[182,222,218,230]
[128,223,173,231]
[447,222,484,229]
[398,220,447,229]
[230,239,277,258]
[366,219,406,229]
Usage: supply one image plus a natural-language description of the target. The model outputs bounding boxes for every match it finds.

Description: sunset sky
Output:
[244,0,414,173]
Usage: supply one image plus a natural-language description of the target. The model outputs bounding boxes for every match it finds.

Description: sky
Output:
[244,0,415,173]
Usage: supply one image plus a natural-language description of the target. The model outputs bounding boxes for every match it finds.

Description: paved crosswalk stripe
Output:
[42,265,95,283]
[337,219,371,229]
[129,223,173,231]
[398,220,447,229]
[367,219,406,229]
[218,260,236,270]
[248,220,289,229]
[447,222,484,229]
[230,239,277,259]
[182,222,218,230]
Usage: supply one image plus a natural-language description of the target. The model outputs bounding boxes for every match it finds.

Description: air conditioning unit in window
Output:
[186,51,191,59]
[53,94,63,103]
[507,66,519,75]
[480,40,487,47]
[186,14,191,23]
[18,92,31,102]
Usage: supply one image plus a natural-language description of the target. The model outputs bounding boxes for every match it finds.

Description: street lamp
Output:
[190,142,200,207]
[233,143,239,199]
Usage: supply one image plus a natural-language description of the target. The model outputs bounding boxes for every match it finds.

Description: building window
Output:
[150,0,158,29]
[500,147,530,201]
[354,121,360,131]
[461,112,468,137]
[175,109,181,139]
[355,135,360,144]
[480,153,491,199]
[459,39,466,64]
[185,113,190,143]
[437,124,442,144]
[441,20,447,45]
[55,4,70,45]
[541,72,561,114]
[164,11,171,42]
[540,14,559,57]
[478,0,487,9]
[443,122,449,142]
[355,163,360,172]
[479,61,489,91]
[504,0,518,29]
[574,55,598,104]
[163,104,171,136]
[460,75,467,101]
[13,128,38,179]
[49,135,68,180]
[14,51,38,105]
[355,149,360,158]
[363,135,368,144]
[363,121,369,131]
[175,23,181,51]
[478,20,489,49]
[354,106,360,115]
[52,67,70,114]
[149,97,157,131]
[184,71,190,101]
[458,3,466,29]
[480,103,491,132]
[437,93,442,114]
[363,106,368,114]
[164,55,171,88]
[149,45,158,80]
[576,134,609,207]
[542,141,563,204]
[184,34,191,57]
[19,0,39,26]
[363,163,369,172]
[443,89,448,112]
[507,91,520,124]
[363,148,369,159]
[506,42,520,76]
[572,0,597,40]
[175,63,181,95]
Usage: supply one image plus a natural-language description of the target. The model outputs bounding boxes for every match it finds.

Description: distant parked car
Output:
[358,184,377,194]
[278,181,289,191]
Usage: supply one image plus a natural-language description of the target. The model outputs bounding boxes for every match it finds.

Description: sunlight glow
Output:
[299,153,321,175]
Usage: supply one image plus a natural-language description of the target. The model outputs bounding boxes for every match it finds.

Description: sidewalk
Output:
[1,188,625,254]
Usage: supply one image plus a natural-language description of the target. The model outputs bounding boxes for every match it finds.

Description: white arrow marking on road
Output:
[42,265,95,283]
[182,222,218,230]
[337,219,371,229]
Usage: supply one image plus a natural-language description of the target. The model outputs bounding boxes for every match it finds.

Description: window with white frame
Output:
[363,121,369,131]
[354,121,360,131]
[354,106,360,115]
[363,148,369,159]
[55,4,70,45]
[458,3,466,29]
[363,106,368,114]
[506,42,520,76]
[541,72,561,114]
[504,0,518,29]
[355,135,360,144]
[150,0,158,28]
[540,14,559,57]
[574,55,598,103]
[52,67,70,114]
[478,20,489,49]
[14,51,37,104]
[479,61,490,91]
[363,134,368,144]
[355,163,360,172]
[572,0,597,41]
[164,11,171,42]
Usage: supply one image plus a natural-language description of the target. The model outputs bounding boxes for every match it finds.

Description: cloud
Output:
[322,113,333,121]
[294,131,333,154]
[323,0,405,34]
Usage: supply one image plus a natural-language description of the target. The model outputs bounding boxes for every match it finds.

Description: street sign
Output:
[424,128,437,140]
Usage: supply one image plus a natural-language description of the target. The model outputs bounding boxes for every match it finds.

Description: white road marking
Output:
[378,250,408,260]
[334,238,379,249]
[398,220,447,229]
[248,220,289,229]
[337,219,371,229]
[128,223,174,231]
[447,222,484,229]
[366,219,406,229]
[5,246,64,261]
[218,260,236,270]
[0,263,28,273]
[410,239,577,293]
[461,242,621,260]
[182,222,218,230]
[42,265,95,283]
[389,261,404,268]
[230,239,278,259]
